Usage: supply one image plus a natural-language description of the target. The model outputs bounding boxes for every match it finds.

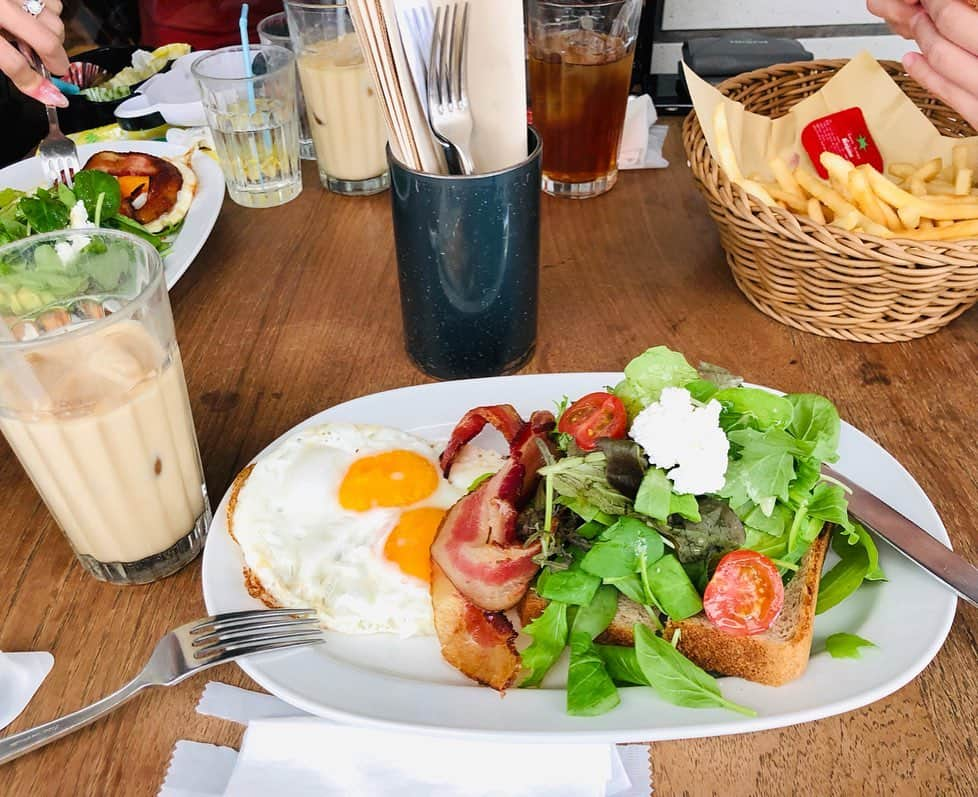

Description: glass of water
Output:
[192,45,303,208]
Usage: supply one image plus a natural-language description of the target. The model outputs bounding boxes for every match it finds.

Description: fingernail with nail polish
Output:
[29,80,69,108]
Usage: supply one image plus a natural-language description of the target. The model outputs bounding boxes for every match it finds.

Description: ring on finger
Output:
[21,0,45,16]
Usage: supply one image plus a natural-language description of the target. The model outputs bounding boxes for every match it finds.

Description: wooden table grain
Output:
[1,121,976,796]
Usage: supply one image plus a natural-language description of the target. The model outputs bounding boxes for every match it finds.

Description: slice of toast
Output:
[517,530,831,686]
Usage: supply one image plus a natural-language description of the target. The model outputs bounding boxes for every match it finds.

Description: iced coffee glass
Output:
[285,1,389,195]
[0,230,211,585]
[527,0,643,198]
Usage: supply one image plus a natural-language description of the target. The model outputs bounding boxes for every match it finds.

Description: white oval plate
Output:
[202,373,957,742]
[0,140,224,290]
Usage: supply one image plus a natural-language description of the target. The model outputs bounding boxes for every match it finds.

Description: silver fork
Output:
[31,56,80,188]
[0,608,322,766]
[428,1,474,175]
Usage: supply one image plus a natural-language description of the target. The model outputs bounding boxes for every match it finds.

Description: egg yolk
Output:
[383,507,446,582]
[338,449,439,510]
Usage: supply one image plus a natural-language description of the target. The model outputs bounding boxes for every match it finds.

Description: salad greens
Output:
[824,632,876,659]
[519,345,885,718]
[0,170,178,321]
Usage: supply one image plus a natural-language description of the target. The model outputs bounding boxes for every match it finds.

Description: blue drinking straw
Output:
[239,4,257,115]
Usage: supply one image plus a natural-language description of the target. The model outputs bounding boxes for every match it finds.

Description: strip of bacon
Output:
[439,404,525,476]
[430,562,521,691]
[430,459,541,611]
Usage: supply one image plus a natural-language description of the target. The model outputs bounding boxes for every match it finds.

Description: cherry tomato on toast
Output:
[557,392,627,451]
[703,550,785,637]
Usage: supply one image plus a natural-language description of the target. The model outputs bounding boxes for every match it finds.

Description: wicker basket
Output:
[683,59,978,342]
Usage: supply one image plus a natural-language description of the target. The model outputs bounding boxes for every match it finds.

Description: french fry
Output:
[952,144,969,171]
[938,220,955,227]
[888,163,916,180]
[712,104,775,205]
[912,157,943,182]
[922,180,958,196]
[910,176,927,196]
[955,168,973,195]
[939,165,955,183]
[770,156,805,201]
[766,185,809,213]
[832,211,861,231]
[849,169,888,227]
[896,219,978,240]
[794,168,890,237]
[807,197,826,225]
[918,218,934,230]
[820,152,855,196]
[864,167,978,220]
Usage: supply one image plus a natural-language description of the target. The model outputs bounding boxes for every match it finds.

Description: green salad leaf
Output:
[613,346,699,419]
[825,632,876,659]
[72,170,122,223]
[581,517,664,579]
[566,634,620,716]
[816,527,883,614]
[572,585,619,640]
[643,554,703,620]
[635,467,700,522]
[19,194,69,232]
[539,453,633,517]
[520,601,569,687]
[634,625,755,716]
[595,644,649,686]
[536,561,601,606]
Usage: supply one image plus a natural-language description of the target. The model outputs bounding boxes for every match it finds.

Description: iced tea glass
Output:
[0,230,211,585]
[527,0,642,198]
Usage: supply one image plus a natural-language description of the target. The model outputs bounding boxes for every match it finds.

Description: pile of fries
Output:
[713,105,978,242]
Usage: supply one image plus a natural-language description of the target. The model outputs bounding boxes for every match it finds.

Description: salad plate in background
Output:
[201,370,956,742]
[0,140,224,291]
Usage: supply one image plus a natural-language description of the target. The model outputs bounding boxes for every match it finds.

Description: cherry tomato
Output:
[557,392,627,451]
[703,550,785,637]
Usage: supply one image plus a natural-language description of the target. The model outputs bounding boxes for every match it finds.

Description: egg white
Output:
[232,423,503,638]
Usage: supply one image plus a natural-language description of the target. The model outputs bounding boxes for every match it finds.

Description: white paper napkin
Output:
[161,682,652,797]
[0,651,53,731]
[618,95,669,170]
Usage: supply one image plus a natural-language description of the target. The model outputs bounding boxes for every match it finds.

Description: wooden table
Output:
[1,121,976,796]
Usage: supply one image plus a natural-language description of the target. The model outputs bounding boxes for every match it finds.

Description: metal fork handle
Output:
[0,674,152,766]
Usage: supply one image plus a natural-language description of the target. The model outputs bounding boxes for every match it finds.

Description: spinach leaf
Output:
[786,394,840,462]
[825,632,876,659]
[576,520,606,540]
[644,554,703,620]
[566,634,621,716]
[815,532,870,614]
[72,170,121,221]
[661,497,745,565]
[572,585,618,640]
[596,438,647,498]
[633,625,755,716]
[19,195,69,232]
[596,644,648,686]
[0,188,24,209]
[634,468,700,522]
[536,564,602,607]
[714,387,794,430]
[685,378,720,403]
[580,517,664,579]
[612,346,699,418]
[520,601,569,687]
[604,573,650,606]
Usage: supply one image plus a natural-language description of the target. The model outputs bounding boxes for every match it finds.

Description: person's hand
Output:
[866,0,922,38]
[0,0,69,107]
[901,0,978,130]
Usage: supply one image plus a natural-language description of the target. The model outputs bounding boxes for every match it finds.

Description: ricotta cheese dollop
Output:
[630,386,730,495]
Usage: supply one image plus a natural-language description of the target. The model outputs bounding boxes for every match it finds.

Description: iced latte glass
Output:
[0,230,210,584]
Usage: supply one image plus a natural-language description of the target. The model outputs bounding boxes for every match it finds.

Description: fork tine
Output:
[429,5,443,109]
[198,635,325,663]
[445,3,457,105]
[193,619,321,648]
[456,2,469,107]
[194,629,323,659]
[190,608,316,634]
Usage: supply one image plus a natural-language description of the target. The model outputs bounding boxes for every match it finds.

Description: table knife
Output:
[824,466,978,607]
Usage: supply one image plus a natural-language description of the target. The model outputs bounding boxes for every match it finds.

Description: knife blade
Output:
[824,466,978,608]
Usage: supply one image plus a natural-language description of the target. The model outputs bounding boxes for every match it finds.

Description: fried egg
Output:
[142,153,197,233]
[230,423,503,637]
